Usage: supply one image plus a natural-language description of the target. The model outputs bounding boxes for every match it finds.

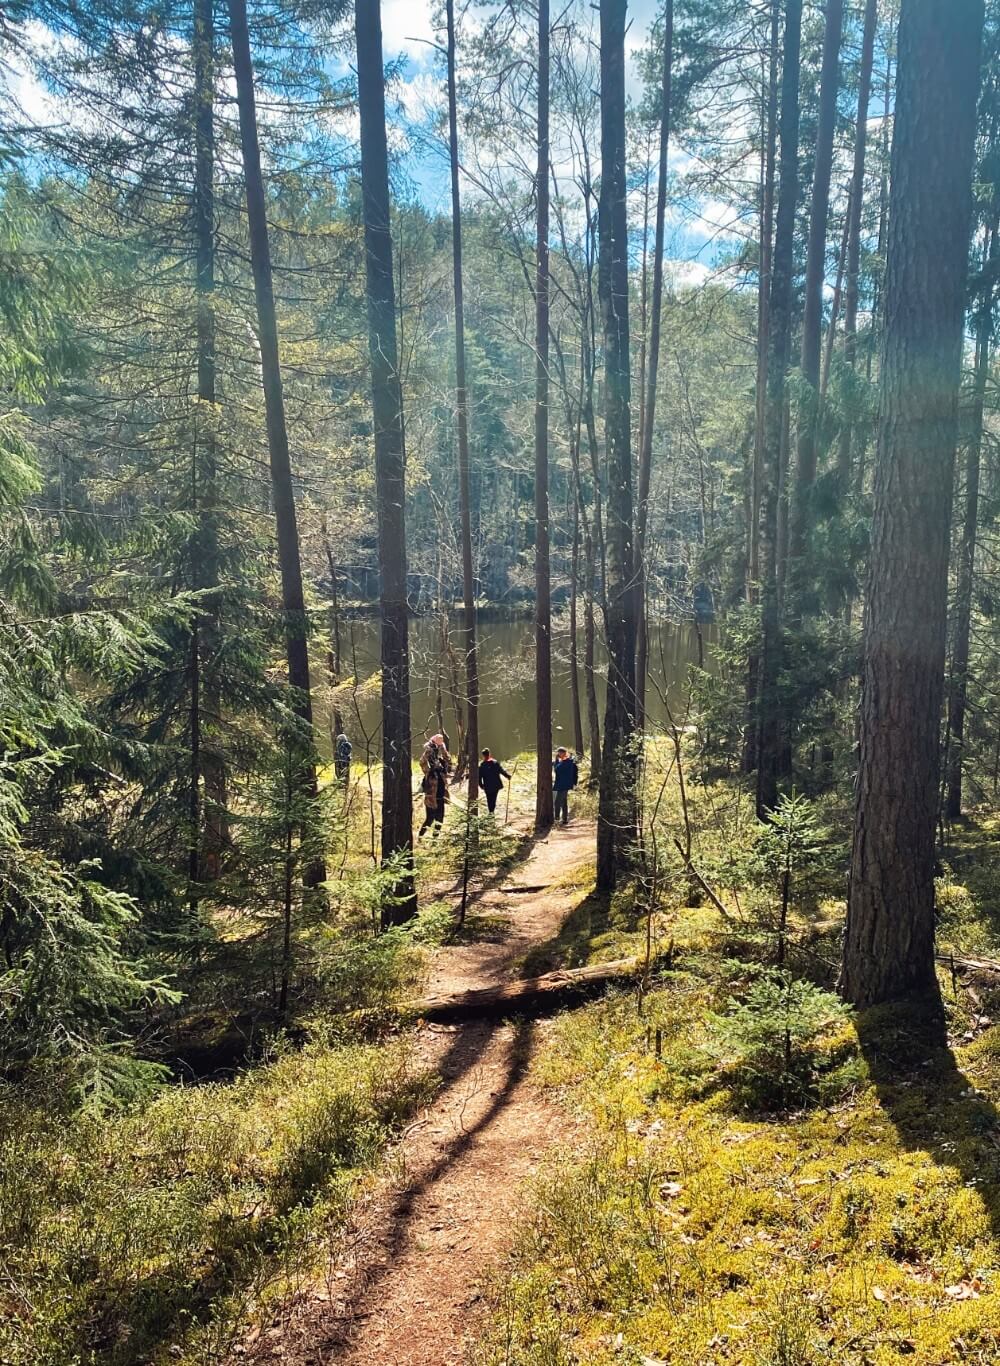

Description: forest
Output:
[4,0,1000,1361]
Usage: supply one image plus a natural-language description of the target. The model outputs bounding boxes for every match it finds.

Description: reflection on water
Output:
[320,615,714,758]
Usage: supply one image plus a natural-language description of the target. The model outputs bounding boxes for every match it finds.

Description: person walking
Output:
[552,746,579,826]
[334,732,352,784]
[418,760,449,838]
[478,748,512,815]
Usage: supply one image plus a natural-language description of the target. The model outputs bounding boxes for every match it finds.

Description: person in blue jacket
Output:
[552,747,579,826]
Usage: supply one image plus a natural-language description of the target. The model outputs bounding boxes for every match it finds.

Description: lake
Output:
[321,614,713,760]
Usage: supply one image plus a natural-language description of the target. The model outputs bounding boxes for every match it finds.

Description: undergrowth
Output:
[475,765,1000,1366]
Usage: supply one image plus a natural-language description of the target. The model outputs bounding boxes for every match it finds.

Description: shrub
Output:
[706,967,854,1110]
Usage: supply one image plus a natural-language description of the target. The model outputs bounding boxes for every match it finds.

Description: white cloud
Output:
[666,259,712,290]
[380,0,437,63]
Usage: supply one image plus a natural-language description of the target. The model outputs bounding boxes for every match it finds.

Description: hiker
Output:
[419,760,449,837]
[334,732,352,783]
[552,746,579,826]
[478,748,512,814]
[420,733,452,778]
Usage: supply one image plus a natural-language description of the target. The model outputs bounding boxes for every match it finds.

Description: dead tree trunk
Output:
[842,0,984,1009]
[355,0,416,923]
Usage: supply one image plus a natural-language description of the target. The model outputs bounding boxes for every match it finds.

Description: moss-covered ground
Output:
[475,775,1000,1366]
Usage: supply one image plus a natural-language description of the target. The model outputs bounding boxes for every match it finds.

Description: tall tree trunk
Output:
[841,0,984,1009]
[534,0,554,830]
[636,0,673,733]
[320,513,344,741]
[788,0,843,604]
[570,488,585,758]
[445,0,479,809]
[756,0,803,818]
[947,218,996,820]
[597,0,638,890]
[355,0,416,923]
[821,189,852,402]
[227,0,324,882]
[192,0,227,885]
[836,0,878,496]
[744,0,780,777]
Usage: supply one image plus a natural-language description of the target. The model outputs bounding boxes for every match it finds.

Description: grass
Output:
[0,1039,436,1366]
[473,765,1000,1366]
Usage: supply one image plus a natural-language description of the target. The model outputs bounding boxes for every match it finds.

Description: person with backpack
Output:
[478,748,512,814]
[552,747,579,826]
[418,759,449,838]
[334,732,352,784]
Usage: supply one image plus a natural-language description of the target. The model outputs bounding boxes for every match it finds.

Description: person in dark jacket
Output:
[334,732,352,784]
[552,747,579,826]
[478,748,512,814]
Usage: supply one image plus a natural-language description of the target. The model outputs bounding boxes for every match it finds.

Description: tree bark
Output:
[841,0,984,1009]
[570,488,585,758]
[227,0,324,881]
[836,0,878,497]
[597,0,638,890]
[756,0,803,818]
[193,0,228,884]
[636,0,673,733]
[355,0,416,923]
[788,0,843,599]
[534,0,554,831]
[446,0,479,810]
[744,0,779,777]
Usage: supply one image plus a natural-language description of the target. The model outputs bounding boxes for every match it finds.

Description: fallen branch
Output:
[411,957,644,1022]
[672,838,731,918]
[937,953,1000,977]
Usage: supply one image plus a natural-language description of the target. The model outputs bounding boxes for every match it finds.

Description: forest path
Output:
[256,820,593,1366]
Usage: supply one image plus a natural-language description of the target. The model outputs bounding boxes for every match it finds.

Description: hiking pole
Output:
[503,761,519,825]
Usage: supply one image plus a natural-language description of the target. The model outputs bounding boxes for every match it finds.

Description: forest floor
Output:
[243,817,596,1366]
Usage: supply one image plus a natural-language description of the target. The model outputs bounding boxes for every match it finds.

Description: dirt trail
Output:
[254,821,593,1366]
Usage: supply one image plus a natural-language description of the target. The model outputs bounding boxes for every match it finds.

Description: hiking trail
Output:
[247,820,594,1366]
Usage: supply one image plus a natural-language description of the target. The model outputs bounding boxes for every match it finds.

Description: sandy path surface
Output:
[246,821,593,1366]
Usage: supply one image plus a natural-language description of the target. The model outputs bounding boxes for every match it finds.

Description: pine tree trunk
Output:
[570,489,585,758]
[320,514,344,741]
[446,0,479,809]
[636,0,673,734]
[355,0,416,923]
[744,0,779,777]
[535,0,554,830]
[191,0,228,886]
[756,0,803,818]
[836,0,878,497]
[842,0,984,1009]
[947,219,996,820]
[227,0,323,882]
[597,0,638,890]
[788,0,843,599]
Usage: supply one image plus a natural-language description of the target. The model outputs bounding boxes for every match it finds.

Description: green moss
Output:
[477,801,1000,1366]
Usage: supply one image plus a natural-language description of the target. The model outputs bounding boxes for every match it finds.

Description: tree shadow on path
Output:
[312,1013,540,1360]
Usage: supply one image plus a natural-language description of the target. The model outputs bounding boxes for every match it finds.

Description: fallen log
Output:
[411,957,642,1022]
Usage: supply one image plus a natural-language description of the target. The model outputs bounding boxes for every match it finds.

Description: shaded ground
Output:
[241,820,594,1366]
